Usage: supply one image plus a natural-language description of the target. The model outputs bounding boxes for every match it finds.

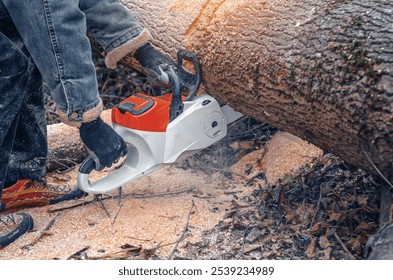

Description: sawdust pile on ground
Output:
[0,127,382,260]
[0,164,223,260]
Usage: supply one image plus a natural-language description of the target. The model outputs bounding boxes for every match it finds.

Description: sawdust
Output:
[0,130,322,260]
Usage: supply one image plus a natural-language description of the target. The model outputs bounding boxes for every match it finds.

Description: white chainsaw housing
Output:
[77,94,227,194]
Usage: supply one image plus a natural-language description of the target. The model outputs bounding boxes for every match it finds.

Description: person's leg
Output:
[5,66,47,182]
[0,23,30,196]
[0,5,86,211]
[0,3,46,184]
[0,8,34,243]
[2,0,102,127]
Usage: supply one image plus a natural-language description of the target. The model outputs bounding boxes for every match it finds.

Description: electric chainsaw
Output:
[77,50,243,194]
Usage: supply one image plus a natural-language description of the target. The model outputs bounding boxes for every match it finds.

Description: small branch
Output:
[67,246,90,260]
[333,232,356,260]
[168,200,197,259]
[96,196,111,218]
[126,236,152,242]
[22,213,60,249]
[118,187,123,206]
[89,245,142,260]
[112,204,123,225]
[309,185,323,229]
[379,182,393,229]
[361,144,393,190]
[48,200,92,213]
[130,187,195,199]
[48,187,195,213]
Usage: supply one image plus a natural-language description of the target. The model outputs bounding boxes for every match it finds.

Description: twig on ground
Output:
[21,213,60,249]
[168,200,197,259]
[379,183,393,229]
[96,196,111,218]
[118,187,122,206]
[361,144,393,190]
[67,246,90,260]
[112,204,123,225]
[333,232,356,260]
[48,187,195,213]
[309,185,323,229]
[90,245,142,260]
[130,187,195,199]
[126,236,152,242]
[48,200,91,213]
[39,156,80,173]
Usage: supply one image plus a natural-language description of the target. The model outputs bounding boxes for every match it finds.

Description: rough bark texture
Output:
[47,111,111,172]
[117,0,392,181]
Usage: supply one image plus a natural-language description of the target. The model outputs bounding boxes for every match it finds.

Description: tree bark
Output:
[47,111,111,172]
[48,0,393,181]
[116,0,392,181]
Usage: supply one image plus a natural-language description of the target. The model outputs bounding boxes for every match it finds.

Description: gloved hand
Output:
[79,117,127,171]
[134,43,175,85]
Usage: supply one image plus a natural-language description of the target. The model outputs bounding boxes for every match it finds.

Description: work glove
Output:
[79,117,127,171]
[134,43,176,85]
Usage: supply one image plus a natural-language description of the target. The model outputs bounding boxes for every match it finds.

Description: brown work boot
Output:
[1,179,86,212]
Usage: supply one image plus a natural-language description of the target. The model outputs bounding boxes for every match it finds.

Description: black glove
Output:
[79,117,127,171]
[134,43,175,85]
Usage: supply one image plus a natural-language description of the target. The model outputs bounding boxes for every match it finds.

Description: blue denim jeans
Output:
[0,5,47,190]
[0,0,150,193]
[2,0,148,124]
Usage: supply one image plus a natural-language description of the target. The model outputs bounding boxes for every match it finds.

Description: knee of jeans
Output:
[0,44,29,78]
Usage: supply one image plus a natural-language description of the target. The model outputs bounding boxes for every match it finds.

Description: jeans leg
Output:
[80,0,143,51]
[2,0,101,122]
[5,67,47,182]
[0,32,29,196]
[0,8,47,189]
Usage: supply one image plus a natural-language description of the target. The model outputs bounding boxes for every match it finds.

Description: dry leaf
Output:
[306,237,317,259]
[319,236,331,249]
[309,223,322,234]
[328,212,342,222]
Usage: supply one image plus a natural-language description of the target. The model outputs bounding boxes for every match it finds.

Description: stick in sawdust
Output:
[168,200,197,259]
[21,212,60,249]
[96,195,111,218]
[112,204,123,225]
[67,246,90,260]
[89,245,142,260]
[48,187,195,213]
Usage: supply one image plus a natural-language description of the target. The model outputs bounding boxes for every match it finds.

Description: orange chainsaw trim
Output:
[112,93,185,132]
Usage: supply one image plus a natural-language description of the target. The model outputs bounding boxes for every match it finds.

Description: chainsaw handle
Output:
[177,49,202,101]
[79,156,96,175]
[163,65,184,121]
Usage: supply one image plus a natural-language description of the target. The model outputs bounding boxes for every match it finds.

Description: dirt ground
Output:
[0,126,382,260]
[0,129,323,260]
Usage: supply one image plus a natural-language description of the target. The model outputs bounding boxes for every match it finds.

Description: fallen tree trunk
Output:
[47,111,111,172]
[118,0,393,181]
[48,0,392,182]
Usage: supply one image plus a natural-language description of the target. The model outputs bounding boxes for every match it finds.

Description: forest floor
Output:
[0,58,385,260]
